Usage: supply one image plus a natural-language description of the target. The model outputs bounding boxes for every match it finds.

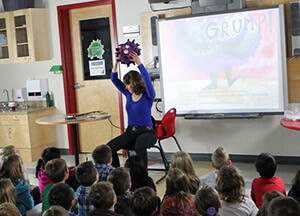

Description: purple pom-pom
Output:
[116,39,141,67]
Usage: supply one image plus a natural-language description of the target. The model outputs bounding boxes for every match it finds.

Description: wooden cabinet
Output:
[0,109,56,161]
[0,12,13,63]
[0,8,49,64]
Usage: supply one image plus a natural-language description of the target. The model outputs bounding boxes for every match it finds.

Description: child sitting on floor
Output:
[0,179,16,205]
[108,167,133,216]
[251,152,286,208]
[41,158,74,213]
[256,190,284,216]
[75,161,98,216]
[200,146,231,189]
[0,155,34,216]
[48,183,77,216]
[194,187,220,216]
[124,155,156,192]
[215,165,258,216]
[92,145,115,181]
[131,186,159,216]
[0,202,21,216]
[170,151,200,194]
[0,145,30,184]
[42,205,69,216]
[160,168,200,216]
[88,182,120,216]
[266,196,300,216]
[36,147,78,197]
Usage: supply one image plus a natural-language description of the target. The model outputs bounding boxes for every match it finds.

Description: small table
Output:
[280,118,300,131]
[36,113,111,165]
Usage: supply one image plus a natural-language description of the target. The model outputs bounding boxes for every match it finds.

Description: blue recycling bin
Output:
[2,0,34,11]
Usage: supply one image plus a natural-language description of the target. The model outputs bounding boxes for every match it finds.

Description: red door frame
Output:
[57,0,124,154]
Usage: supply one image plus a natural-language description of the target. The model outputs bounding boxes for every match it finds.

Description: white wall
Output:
[0,0,299,156]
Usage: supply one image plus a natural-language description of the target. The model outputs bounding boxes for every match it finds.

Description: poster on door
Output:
[89,59,106,76]
[80,17,112,80]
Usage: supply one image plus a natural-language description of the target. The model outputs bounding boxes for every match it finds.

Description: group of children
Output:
[0,144,299,216]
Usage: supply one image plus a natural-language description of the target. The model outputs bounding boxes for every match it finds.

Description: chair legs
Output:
[172,135,182,151]
[149,144,169,184]
[126,135,182,184]
[149,135,181,184]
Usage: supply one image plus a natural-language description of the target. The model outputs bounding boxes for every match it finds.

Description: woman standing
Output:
[107,51,157,167]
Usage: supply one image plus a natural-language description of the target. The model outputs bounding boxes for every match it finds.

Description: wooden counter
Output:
[0,107,57,161]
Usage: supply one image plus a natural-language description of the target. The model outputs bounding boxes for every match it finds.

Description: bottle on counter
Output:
[46,91,51,107]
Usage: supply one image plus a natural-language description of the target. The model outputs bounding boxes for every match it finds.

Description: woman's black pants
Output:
[107,126,157,167]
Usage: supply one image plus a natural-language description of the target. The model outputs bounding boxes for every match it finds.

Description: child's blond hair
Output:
[0,155,24,185]
[0,202,20,216]
[0,145,17,158]
[170,151,200,193]
[212,147,230,169]
[0,179,16,205]
[215,165,245,203]
[42,206,69,216]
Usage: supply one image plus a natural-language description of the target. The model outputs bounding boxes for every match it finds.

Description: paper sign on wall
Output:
[89,60,106,76]
[123,25,140,36]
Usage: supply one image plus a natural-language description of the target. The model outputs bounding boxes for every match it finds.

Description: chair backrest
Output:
[156,108,176,138]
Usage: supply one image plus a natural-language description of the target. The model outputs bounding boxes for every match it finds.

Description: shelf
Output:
[0,44,8,47]
[0,28,6,31]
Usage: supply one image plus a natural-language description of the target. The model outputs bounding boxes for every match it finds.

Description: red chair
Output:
[127,108,182,183]
[149,108,182,183]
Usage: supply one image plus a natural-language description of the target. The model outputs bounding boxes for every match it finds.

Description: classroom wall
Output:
[0,0,299,157]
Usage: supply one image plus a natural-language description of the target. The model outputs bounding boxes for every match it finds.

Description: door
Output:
[58,1,123,153]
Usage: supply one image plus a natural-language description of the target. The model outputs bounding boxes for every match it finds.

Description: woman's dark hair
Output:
[125,155,151,192]
[35,147,60,178]
[123,70,146,94]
